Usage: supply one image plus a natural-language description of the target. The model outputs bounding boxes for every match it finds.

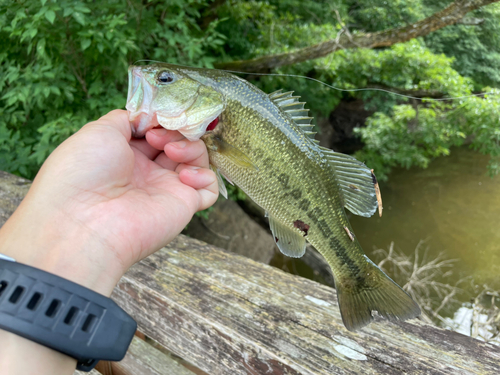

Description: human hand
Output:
[0,109,218,296]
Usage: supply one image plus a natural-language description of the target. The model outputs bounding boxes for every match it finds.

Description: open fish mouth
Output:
[126,65,224,140]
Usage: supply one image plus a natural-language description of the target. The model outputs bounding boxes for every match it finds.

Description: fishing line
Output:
[133,59,498,102]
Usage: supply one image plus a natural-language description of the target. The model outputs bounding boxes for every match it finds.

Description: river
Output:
[350,147,500,294]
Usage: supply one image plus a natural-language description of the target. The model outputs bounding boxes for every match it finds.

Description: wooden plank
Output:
[0,171,31,228]
[110,336,196,375]
[72,332,198,375]
[112,237,500,375]
[74,369,101,375]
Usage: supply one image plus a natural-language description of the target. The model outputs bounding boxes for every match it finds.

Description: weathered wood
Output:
[108,336,196,375]
[0,171,31,228]
[2,170,500,374]
[112,237,500,375]
[74,368,101,375]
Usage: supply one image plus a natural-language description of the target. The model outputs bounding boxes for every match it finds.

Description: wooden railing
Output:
[1,171,498,375]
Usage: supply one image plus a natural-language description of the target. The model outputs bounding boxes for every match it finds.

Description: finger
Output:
[83,109,132,141]
[146,128,185,150]
[130,138,162,160]
[177,165,216,189]
[154,152,179,171]
[165,139,209,169]
[197,187,220,211]
[178,166,219,211]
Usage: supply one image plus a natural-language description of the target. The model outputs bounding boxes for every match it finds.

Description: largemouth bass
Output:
[126,63,421,331]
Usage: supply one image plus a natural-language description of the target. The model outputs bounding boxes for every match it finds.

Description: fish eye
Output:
[157,71,174,84]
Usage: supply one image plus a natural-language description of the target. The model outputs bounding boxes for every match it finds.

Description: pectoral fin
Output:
[268,214,306,258]
[204,134,258,170]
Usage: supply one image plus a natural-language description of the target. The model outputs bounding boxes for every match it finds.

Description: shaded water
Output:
[350,147,500,290]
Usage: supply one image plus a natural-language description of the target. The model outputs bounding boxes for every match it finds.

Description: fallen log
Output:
[112,237,500,374]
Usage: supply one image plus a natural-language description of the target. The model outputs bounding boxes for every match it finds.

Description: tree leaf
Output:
[81,38,91,50]
[72,12,86,26]
[63,7,73,17]
[45,10,56,24]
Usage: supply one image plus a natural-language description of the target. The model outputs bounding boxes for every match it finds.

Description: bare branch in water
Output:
[374,241,499,345]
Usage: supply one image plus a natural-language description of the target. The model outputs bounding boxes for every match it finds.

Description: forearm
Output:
[0,330,77,375]
[0,192,123,374]
[0,189,125,297]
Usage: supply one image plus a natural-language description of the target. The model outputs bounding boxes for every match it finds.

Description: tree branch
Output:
[215,0,499,72]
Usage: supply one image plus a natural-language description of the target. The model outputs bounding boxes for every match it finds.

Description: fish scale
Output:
[127,63,421,331]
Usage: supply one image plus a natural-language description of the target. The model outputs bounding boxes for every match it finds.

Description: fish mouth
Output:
[130,112,160,138]
[126,66,224,139]
[127,67,156,138]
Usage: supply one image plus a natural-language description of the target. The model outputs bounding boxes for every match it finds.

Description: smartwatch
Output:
[0,255,137,371]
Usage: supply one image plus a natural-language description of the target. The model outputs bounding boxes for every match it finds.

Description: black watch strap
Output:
[0,258,137,371]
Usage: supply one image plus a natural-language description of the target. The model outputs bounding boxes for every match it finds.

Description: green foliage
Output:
[226,183,246,201]
[0,0,225,178]
[356,90,500,180]
[347,0,425,31]
[423,1,500,89]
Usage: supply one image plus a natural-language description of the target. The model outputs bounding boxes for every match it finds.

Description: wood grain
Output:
[73,337,197,375]
[112,237,500,374]
[74,369,102,375]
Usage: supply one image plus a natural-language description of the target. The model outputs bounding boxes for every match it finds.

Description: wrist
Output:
[0,192,125,296]
[0,238,137,374]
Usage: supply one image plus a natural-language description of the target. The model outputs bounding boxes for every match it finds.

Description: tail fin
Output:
[336,263,421,331]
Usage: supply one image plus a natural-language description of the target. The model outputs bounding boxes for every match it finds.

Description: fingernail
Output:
[174,141,187,149]
[150,127,167,136]
[187,166,200,174]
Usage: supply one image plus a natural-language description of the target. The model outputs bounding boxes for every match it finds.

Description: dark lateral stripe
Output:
[329,236,362,276]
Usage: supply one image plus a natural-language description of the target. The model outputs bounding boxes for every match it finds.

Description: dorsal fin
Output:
[269,89,315,139]
[268,89,380,217]
[320,148,381,217]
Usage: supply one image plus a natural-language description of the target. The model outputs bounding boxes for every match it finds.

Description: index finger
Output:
[84,109,132,141]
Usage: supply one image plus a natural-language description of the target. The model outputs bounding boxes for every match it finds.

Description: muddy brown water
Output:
[350,147,500,291]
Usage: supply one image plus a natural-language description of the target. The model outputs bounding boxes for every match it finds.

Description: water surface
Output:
[350,147,500,289]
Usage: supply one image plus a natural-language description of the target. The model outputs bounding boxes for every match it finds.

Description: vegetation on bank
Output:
[1,0,499,180]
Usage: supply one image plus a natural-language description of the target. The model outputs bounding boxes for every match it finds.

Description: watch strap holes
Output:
[63,306,79,325]
[45,299,61,318]
[26,292,43,310]
[81,313,96,332]
[9,286,25,304]
[0,280,8,297]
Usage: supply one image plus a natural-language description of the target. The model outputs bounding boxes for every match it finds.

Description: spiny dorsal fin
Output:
[269,90,315,139]
[319,148,381,217]
[267,213,307,258]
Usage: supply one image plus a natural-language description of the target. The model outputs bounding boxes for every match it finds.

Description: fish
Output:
[126,63,421,331]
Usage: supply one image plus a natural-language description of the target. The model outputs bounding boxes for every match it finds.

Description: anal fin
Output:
[268,214,306,258]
